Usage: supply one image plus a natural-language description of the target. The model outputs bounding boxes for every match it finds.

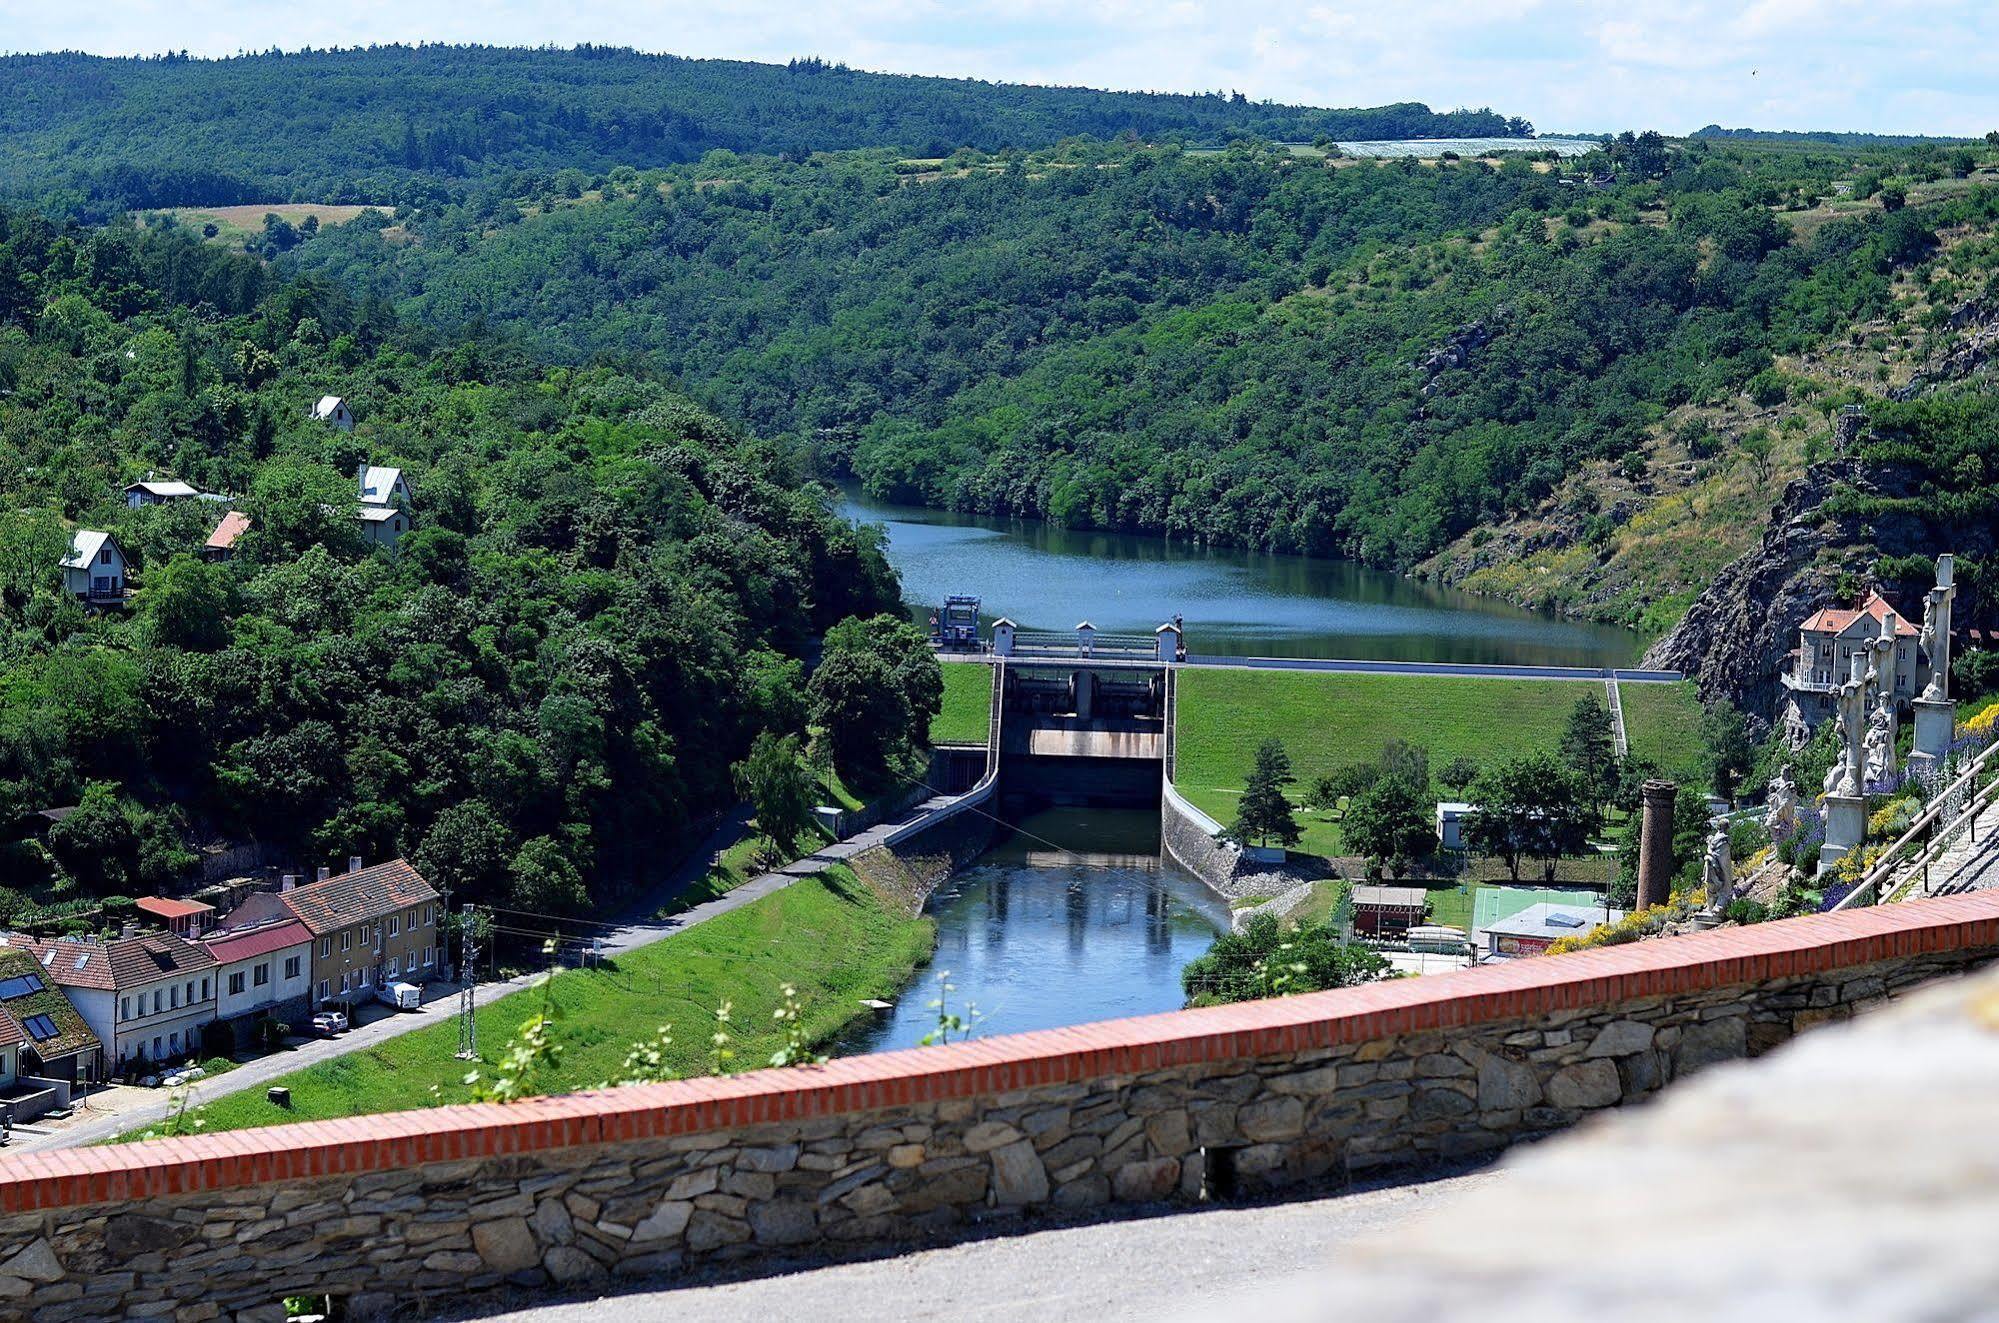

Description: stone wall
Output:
[4,892,1999,1321]
[1161,778,1311,901]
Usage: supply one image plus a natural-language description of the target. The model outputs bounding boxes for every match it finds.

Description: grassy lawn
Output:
[138,203,392,246]
[1421,883,1479,932]
[1618,680,1707,779]
[138,869,934,1140]
[1174,669,1707,846]
[931,663,993,744]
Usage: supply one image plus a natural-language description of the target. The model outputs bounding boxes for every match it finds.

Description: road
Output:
[435,1165,1497,1323]
[955,650,1682,683]
[17,790,967,1152]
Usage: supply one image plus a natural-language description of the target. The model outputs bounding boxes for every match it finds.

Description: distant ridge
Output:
[1691,124,1983,147]
[0,44,1529,215]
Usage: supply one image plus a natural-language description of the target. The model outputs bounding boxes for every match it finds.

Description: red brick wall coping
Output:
[5,890,1997,1215]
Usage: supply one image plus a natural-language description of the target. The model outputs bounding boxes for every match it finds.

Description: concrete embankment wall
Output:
[5,892,1999,1320]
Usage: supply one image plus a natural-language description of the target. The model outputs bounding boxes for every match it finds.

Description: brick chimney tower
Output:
[1637,780,1678,911]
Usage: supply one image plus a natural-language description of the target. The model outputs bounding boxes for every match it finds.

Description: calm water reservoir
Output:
[840,491,1642,667]
[836,810,1229,1055]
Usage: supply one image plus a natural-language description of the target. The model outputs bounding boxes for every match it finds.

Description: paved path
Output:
[958,652,1681,683]
[18,790,965,1152]
[1183,656,1684,683]
[435,1166,1496,1323]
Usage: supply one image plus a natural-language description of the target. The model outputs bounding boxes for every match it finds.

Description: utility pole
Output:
[454,906,479,1062]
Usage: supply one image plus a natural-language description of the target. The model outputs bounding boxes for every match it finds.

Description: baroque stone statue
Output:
[1703,822,1736,913]
[1768,766,1799,836]
[1825,651,1869,799]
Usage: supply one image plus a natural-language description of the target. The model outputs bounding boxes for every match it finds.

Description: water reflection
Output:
[834,809,1228,1056]
[841,491,1641,666]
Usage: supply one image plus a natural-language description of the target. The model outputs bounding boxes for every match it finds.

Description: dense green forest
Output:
[0,46,1521,216]
[279,135,1997,571]
[0,206,902,924]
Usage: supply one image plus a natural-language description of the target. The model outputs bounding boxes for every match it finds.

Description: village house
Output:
[4,928,217,1076]
[202,510,251,562]
[0,946,100,1098]
[312,394,355,431]
[202,916,314,1049]
[357,464,411,508]
[59,530,129,607]
[1780,591,1922,743]
[220,859,442,1009]
[134,896,214,940]
[354,463,412,549]
[1482,903,1626,960]
[122,478,202,508]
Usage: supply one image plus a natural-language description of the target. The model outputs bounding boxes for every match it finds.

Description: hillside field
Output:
[1172,668,1705,856]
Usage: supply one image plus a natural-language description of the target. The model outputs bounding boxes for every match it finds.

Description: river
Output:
[835,810,1229,1055]
[840,491,1641,667]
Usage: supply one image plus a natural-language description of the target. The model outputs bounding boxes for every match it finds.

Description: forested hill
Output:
[280,135,1999,609]
[0,206,899,925]
[0,46,1521,214]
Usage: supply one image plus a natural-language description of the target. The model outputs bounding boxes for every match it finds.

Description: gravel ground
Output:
[433,1164,1496,1323]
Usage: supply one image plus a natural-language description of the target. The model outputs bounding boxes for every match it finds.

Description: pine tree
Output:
[1227,738,1302,850]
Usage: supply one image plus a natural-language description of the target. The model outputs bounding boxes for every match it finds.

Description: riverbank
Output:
[118,869,935,1140]
[1172,669,1705,856]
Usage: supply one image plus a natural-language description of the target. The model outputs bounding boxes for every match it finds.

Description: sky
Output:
[5,0,1996,138]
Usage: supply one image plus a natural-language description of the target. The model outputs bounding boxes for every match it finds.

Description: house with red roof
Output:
[134,896,215,940]
[2,929,217,1077]
[1780,591,1924,745]
[203,917,314,1048]
[219,858,442,1010]
[202,510,251,563]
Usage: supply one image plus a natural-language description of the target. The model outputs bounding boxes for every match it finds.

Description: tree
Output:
[141,554,230,651]
[1467,753,1600,882]
[1342,776,1434,872]
[1181,913,1388,1006]
[1737,429,1774,484]
[415,800,512,899]
[1439,755,1481,795]
[1306,764,1377,815]
[1878,180,1908,212]
[1225,738,1301,850]
[1700,702,1754,801]
[244,461,360,559]
[1559,695,1619,814]
[509,836,588,915]
[807,648,910,791]
[808,615,943,788]
[732,732,817,859]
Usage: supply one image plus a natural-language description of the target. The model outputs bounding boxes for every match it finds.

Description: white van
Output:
[376,981,422,1011]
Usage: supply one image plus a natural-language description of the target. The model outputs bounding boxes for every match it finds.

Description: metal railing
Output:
[1011,631,1161,659]
[1831,735,1999,910]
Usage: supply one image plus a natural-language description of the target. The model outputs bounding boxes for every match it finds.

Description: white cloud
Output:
[1,0,1995,135]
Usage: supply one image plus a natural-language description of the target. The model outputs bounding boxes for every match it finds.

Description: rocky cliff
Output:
[1641,462,1858,728]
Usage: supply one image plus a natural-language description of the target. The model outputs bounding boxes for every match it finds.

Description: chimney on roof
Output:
[120,921,137,940]
[316,866,330,882]
[280,874,297,891]
[348,855,364,875]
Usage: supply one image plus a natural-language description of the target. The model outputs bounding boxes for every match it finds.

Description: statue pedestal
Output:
[1910,697,1955,772]
[1819,793,1868,877]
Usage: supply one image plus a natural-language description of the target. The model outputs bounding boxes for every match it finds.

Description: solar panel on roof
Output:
[21,1014,57,1040]
[0,974,44,999]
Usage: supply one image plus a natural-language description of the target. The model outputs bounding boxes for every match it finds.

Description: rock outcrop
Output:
[1642,461,1857,724]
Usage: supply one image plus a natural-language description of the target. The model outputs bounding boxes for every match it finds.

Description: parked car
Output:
[161,1066,207,1088]
[310,1011,348,1036]
[376,981,422,1011]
